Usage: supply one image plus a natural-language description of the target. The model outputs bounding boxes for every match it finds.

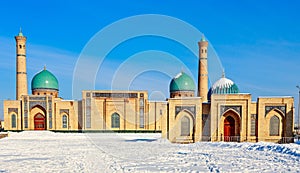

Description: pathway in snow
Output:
[0,131,299,172]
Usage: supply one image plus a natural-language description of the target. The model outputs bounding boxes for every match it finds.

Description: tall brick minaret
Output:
[15,28,28,100]
[197,35,208,102]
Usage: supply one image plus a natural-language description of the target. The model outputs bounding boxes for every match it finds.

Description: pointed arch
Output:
[176,109,195,121]
[30,105,46,130]
[266,109,284,137]
[176,110,194,137]
[267,108,285,118]
[111,112,120,128]
[222,109,241,119]
[30,104,46,113]
[221,109,241,142]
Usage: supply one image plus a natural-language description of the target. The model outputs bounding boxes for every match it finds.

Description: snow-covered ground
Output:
[0,131,299,172]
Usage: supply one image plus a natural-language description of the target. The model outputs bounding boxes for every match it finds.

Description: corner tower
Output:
[15,28,28,100]
[198,35,209,102]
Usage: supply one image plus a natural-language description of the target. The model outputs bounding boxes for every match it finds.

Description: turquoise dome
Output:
[170,72,196,92]
[31,68,59,91]
[209,76,239,95]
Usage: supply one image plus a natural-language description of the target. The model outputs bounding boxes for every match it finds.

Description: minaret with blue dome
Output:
[198,35,209,102]
[15,28,28,100]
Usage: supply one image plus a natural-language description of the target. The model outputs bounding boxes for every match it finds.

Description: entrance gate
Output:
[34,113,45,130]
[224,116,235,141]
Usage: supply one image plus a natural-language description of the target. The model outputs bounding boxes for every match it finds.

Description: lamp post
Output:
[296,86,300,135]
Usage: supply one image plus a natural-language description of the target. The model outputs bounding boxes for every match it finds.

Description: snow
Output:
[174,72,183,79]
[0,131,299,172]
[211,77,234,90]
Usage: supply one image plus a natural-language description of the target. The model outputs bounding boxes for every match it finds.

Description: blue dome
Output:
[31,69,59,91]
[170,72,196,92]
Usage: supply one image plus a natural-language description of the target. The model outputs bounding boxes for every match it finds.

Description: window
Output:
[86,98,91,128]
[139,109,144,128]
[270,115,280,136]
[250,114,257,136]
[181,116,190,136]
[111,113,120,128]
[11,114,16,128]
[62,115,68,128]
[139,98,144,106]
[19,45,22,49]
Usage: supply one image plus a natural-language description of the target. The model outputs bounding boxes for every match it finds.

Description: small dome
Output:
[31,68,59,91]
[209,75,239,96]
[170,72,196,92]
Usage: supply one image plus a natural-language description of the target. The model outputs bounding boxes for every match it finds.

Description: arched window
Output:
[181,116,190,136]
[111,113,120,128]
[11,114,16,128]
[270,115,280,136]
[62,115,68,128]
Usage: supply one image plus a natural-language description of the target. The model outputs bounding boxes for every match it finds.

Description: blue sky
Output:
[0,1,300,121]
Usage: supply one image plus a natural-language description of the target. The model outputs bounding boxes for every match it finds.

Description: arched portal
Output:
[224,116,235,141]
[174,110,195,143]
[34,113,46,130]
[222,109,241,142]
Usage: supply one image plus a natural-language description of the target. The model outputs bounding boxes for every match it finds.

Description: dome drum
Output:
[32,88,58,97]
[171,91,195,98]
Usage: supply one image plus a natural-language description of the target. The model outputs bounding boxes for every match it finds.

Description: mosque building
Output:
[3,30,294,143]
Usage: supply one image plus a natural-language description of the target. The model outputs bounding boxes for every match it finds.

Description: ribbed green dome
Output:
[31,68,59,91]
[170,72,196,92]
[209,76,239,95]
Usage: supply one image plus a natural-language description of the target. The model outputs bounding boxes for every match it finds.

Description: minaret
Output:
[15,28,28,100]
[198,35,209,102]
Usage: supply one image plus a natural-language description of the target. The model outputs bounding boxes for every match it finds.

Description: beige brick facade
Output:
[2,32,294,144]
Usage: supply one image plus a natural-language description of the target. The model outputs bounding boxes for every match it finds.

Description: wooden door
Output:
[34,113,45,130]
[224,116,235,141]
